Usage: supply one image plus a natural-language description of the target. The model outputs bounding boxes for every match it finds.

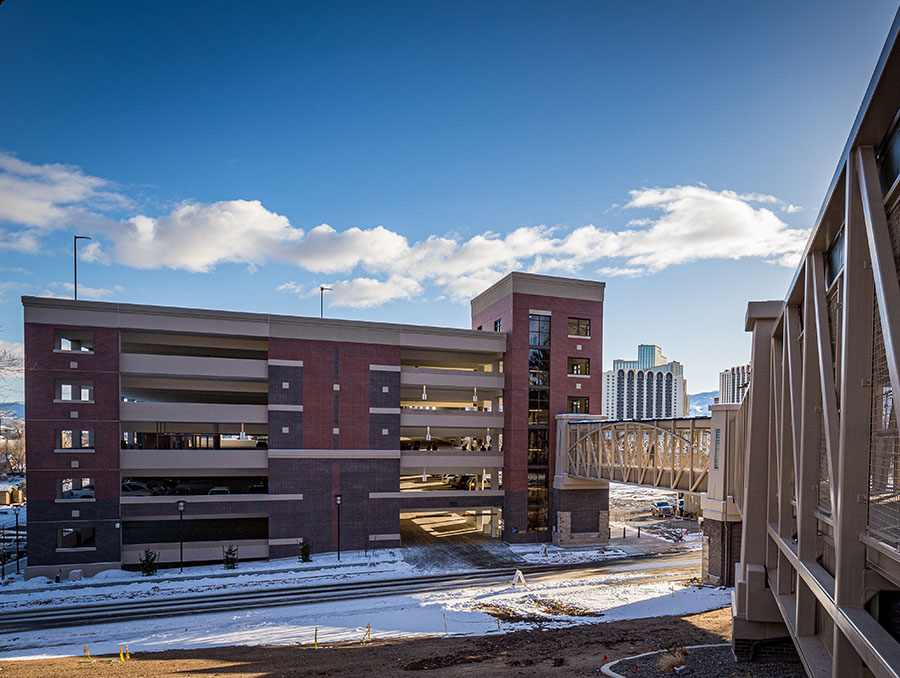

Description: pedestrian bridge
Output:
[555,415,711,494]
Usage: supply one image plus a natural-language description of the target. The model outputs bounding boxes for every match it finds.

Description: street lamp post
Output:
[13,506,20,575]
[177,500,185,573]
[334,494,342,561]
[73,235,92,300]
[320,286,332,318]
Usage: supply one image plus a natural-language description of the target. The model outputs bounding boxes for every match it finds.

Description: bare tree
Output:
[0,425,24,474]
[0,328,25,474]
[0,328,24,402]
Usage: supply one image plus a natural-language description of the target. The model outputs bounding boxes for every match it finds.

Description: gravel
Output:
[611,644,806,677]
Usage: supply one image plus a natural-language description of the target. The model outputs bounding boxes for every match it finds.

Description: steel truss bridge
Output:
[558,416,711,494]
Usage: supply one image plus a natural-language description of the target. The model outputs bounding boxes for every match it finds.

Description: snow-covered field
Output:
[0,506,25,529]
[0,570,729,661]
[0,550,415,609]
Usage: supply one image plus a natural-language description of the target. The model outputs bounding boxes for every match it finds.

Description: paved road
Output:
[0,551,700,635]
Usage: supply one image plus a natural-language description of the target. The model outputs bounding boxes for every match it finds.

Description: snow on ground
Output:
[511,543,628,564]
[0,550,416,609]
[0,571,730,661]
[0,507,24,529]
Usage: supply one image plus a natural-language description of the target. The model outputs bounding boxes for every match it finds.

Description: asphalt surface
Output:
[0,550,700,635]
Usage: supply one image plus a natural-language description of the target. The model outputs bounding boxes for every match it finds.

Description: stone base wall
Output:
[553,509,609,546]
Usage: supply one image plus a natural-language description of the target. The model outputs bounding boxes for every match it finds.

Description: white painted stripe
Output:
[528,309,552,316]
[269,449,401,459]
[268,537,307,546]
[369,407,401,415]
[368,533,401,541]
[268,404,304,411]
[120,494,302,504]
[369,490,504,499]
[369,364,401,372]
[268,359,304,367]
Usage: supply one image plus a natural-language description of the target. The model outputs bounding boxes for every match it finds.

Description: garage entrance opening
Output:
[400,510,498,546]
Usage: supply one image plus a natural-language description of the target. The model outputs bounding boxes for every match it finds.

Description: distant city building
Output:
[719,364,750,404]
[602,344,688,420]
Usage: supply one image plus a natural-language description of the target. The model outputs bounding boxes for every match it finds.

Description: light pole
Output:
[73,235,92,300]
[320,286,332,318]
[334,494,342,561]
[13,506,20,575]
[177,500,185,573]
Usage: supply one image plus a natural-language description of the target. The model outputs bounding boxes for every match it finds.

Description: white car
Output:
[207,486,231,495]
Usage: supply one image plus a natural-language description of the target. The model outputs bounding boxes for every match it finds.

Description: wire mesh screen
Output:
[868,299,899,547]
[818,409,832,516]
[827,278,843,404]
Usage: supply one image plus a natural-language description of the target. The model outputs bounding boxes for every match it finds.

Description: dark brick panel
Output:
[732,636,801,663]
[26,519,121,567]
[123,517,267,544]
[268,364,303,406]
[120,500,269,519]
[553,487,609,533]
[369,371,400,408]
[267,458,400,553]
[369,413,400,450]
[27,497,119,523]
[268,410,302,449]
[702,518,742,587]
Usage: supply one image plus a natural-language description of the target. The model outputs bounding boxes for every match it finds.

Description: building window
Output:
[493,319,502,332]
[56,380,94,402]
[568,396,589,414]
[528,390,550,425]
[528,314,550,347]
[57,477,95,500]
[568,357,590,376]
[60,429,93,449]
[568,318,590,337]
[714,429,721,470]
[54,329,94,353]
[58,527,96,549]
[527,507,549,532]
[528,429,549,465]
[529,349,550,386]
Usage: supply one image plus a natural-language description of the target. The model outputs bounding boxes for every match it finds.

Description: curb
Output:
[600,643,731,677]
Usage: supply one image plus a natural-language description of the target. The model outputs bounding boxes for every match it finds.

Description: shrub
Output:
[139,549,159,576]
[658,646,688,671]
[223,544,238,570]
[298,538,312,563]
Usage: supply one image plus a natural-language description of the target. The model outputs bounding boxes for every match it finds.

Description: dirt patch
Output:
[528,597,597,617]
[472,602,546,623]
[0,607,735,677]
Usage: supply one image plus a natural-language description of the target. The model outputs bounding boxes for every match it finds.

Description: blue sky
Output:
[1,0,898,400]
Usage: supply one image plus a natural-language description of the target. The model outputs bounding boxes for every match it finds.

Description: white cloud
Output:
[40,282,124,300]
[0,151,810,309]
[0,152,129,252]
[107,200,301,273]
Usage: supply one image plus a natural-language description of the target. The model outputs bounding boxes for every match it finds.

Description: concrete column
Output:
[733,301,786,656]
